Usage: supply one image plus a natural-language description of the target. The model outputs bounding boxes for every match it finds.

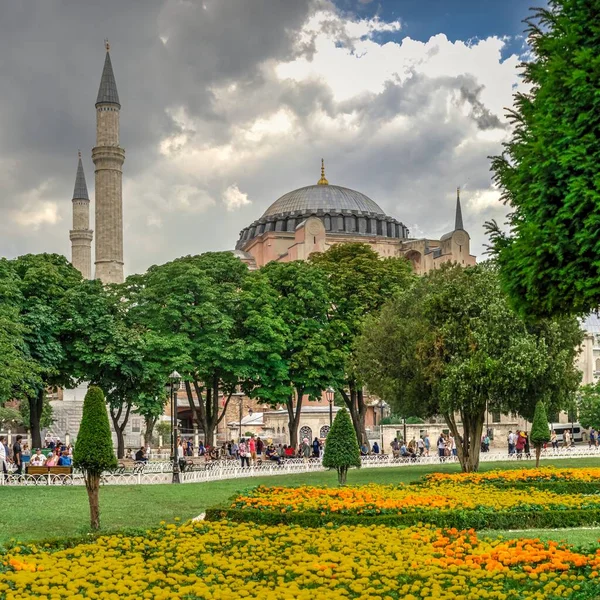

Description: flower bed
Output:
[210,482,600,530]
[1,521,600,599]
[425,467,600,485]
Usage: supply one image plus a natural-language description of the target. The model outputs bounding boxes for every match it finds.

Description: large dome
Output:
[262,184,386,218]
[236,163,409,250]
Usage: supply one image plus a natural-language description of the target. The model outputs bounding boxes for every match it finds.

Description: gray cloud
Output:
[0,0,514,275]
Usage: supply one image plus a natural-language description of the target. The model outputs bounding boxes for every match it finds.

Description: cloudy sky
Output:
[0,0,544,275]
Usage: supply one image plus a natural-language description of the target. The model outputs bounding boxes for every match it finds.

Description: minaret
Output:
[92,40,125,284]
[69,152,93,279]
[455,186,464,230]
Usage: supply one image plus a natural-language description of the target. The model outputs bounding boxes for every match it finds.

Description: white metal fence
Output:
[1,446,598,487]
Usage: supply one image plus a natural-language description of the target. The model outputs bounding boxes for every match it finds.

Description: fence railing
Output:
[1,446,598,486]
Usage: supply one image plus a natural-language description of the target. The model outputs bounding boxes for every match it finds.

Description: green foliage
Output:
[487,0,600,316]
[309,243,415,441]
[530,401,551,446]
[18,395,54,430]
[357,263,582,472]
[0,254,82,446]
[73,386,117,473]
[0,406,23,429]
[206,507,600,531]
[322,409,361,475]
[155,421,171,440]
[578,382,600,430]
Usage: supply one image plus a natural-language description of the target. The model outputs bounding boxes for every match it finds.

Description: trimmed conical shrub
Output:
[322,408,361,485]
[530,401,551,468]
[73,386,117,529]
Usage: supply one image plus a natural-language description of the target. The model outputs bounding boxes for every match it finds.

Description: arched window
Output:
[299,425,312,443]
[319,426,330,438]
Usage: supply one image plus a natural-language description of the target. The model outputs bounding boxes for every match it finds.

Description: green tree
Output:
[0,254,82,448]
[357,263,581,472]
[578,382,600,430]
[73,386,117,530]
[487,0,600,317]
[129,253,254,447]
[244,261,344,448]
[0,406,23,430]
[322,408,361,485]
[18,394,54,431]
[310,243,414,443]
[63,281,171,457]
[530,401,551,467]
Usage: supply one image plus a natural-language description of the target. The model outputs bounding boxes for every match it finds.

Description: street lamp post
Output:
[238,397,243,441]
[326,387,335,428]
[377,399,385,451]
[169,371,181,484]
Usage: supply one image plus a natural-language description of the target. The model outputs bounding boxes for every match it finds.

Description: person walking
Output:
[424,434,430,456]
[301,438,311,462]
[437,434,446,460]
[551,431,558,451]
[249,436,257,465]
[312,437,320,458]
[238,439,250,468]
[0,436,8,476]
[12,435,23,475]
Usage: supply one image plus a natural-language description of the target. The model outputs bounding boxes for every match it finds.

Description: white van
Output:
[550,423,584,444]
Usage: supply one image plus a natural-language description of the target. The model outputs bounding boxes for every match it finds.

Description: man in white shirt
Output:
[508,431,516,455]
[30,448,47,467]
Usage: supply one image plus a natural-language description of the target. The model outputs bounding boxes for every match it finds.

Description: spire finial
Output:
[78,149,81,158]
[105,39,110,52]
[455,186,464,230]
[317,158,329,185]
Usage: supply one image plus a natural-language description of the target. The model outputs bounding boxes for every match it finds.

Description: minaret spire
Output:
[69,153,93,279]
[455,186,464,230]
[93,41,125,284]
[317,158,329,185]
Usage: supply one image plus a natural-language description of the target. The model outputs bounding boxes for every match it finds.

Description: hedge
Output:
[205,507,600,531]
[481,482,600,495]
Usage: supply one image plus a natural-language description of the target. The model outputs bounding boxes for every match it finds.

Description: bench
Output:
[115,459,146,474]
[26,466,73,476]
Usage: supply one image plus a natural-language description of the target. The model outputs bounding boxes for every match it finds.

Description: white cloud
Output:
[222,184,251,212]
[10,180,62,230]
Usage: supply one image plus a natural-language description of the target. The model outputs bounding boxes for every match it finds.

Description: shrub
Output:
[322,408,360,485]
[530,401,551,467]
[73,386,117,530]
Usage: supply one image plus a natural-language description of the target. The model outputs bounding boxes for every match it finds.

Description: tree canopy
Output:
[244,260,344,447]
[0,254,82,447]
[487,0,600,316]
[357,263,582,472]
[530,401,551,467]
[578,382,600,431]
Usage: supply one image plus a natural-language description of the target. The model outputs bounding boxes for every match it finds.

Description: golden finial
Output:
[105,39,110,52]
[78,149,81,158]
[317,158,329,185]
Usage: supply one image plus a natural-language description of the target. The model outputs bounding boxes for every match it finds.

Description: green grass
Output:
[1,457,599,545]
[480,528,600,547]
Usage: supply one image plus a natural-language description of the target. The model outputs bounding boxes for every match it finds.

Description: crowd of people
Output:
[0,435,73,475]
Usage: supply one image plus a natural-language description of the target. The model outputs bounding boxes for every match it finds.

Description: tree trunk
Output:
[286,388,304,449]
[445,410,484,473]
[143,416,157,446]
[84,471,101,530]
[338,466,347,486]
[109,403,131,459]
[340,384,366,445]
[535,444,541,468]
[29,389,44,449]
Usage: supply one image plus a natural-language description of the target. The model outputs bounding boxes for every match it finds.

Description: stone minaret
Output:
[92,41,125,284]
[69,152,93,279]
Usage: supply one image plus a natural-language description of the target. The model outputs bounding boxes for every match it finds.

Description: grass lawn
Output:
[1,457,599,545]
[480,527,600,547]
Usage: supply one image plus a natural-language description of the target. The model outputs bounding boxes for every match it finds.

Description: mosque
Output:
[54,44,477,448]
[234,159,475,273]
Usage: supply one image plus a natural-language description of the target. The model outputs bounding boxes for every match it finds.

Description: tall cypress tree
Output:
[73,386,117,530]
[488,0,600,316]
[322,409,361,485]
[530,401,551,467]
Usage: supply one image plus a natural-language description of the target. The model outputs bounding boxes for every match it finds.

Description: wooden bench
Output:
[27,466,73,476]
